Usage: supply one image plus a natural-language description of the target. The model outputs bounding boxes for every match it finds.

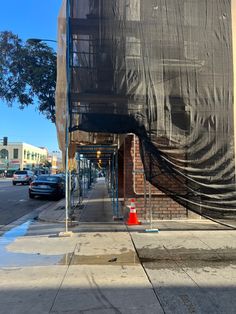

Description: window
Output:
[0,149,9,159]
[184,41,198,60]
[14,171,27,175]
[126,0,140,21]
[72,35,95,69]
[37,175,59,182]
[126,37,141,59]
[13,149,19,159]
[184,1,199,26]
[169,96,190,133]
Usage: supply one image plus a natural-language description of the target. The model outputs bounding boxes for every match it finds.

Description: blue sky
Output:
[0,0,62,153]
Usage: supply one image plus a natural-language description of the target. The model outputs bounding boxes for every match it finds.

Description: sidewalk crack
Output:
[49,244,76,313]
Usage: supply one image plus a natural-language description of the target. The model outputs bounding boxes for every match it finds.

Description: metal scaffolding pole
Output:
[111,153,115,216]
[87,159,90,189]
[83,159,86,198]
[144,173,147,220]
[59,0,72,237]
[65,0,71,234]
[89,160,92,188]
[115,150,119,217]
[78,153,81,204]
[109,159,111,193]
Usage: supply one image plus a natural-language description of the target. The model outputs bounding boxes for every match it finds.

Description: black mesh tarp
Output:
[69,0,236,218]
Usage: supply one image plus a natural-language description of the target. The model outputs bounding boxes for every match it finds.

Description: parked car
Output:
[12,170,35,185]
[29,175,65,200]
[54,173,65,179]
[55,173,76,191]
[33,169,50,176]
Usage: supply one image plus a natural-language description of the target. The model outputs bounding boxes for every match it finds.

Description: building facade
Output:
[47,153,63,174]
[118,135,190,220]
[56,0,236,220]
[0,142,48,174]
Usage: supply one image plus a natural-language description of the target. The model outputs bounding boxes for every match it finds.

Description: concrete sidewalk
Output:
[0,179,163,313]
[0,177,12,181]
[0,178,236,313]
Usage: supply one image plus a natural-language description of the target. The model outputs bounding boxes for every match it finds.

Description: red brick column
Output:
[119,134,187,220]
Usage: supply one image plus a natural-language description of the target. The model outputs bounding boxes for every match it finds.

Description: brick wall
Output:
[119,135,187,220]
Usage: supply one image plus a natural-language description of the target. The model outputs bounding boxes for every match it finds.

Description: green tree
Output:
[43,160,52,169]
[39,159,52,170]
[0,31,56,122]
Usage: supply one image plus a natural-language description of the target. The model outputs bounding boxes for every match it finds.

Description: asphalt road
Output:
[0,178,50,226]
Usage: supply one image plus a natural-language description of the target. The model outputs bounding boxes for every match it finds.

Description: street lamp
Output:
[26,38,57,44]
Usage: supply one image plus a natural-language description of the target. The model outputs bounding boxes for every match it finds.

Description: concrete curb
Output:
[37,199,66,223]
[0,201,61,236]
[0,177,12,181]
[38,199,83,226]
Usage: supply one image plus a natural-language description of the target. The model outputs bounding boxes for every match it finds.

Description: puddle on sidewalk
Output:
[0,221,66,267]
[0,221,139,267]
[67,251,140,265]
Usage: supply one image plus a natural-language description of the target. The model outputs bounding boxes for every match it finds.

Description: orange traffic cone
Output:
[126,199,141,225]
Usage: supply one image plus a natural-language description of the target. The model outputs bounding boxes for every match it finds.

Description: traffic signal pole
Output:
[1,137,8,146]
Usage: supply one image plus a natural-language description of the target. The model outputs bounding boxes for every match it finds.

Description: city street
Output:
[0,178,51,227]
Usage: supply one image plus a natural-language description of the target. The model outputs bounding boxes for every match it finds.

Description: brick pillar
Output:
[120,134,187,220]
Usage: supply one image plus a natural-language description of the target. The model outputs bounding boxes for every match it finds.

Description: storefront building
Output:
[0,142,48,175]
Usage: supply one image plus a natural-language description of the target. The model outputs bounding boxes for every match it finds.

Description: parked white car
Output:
[12,170,35,185]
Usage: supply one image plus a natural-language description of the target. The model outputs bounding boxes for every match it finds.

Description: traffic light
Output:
[3,137,8,146]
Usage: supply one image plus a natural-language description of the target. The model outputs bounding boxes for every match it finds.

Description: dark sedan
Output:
[29,175,65,200]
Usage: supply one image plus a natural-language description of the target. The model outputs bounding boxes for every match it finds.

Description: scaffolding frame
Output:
[76,144,120,218]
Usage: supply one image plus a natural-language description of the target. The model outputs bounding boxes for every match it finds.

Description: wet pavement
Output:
[0,178,236,313]
[0,220,69,267]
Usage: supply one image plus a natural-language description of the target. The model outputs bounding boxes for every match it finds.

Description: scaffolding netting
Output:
[57,0,236,218]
